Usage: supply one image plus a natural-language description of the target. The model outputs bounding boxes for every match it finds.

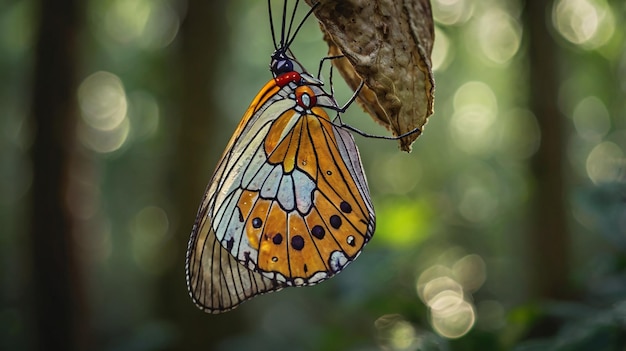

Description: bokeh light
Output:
[452,254,486,292]
[417,265,452,301]
[586,141,624,184]
[450,81,499,155]
[474,8,522,65]
[375,314,419,351]
[552,0,615,49]
[432,27,452,71]
[416,253,487,339]
[572,96,611,141]
[103,0,180,49]
[455,166,499,223]
[430,293,475,339]
[431,0,474,26]
[78,71,130,153]
[79,71,127,131]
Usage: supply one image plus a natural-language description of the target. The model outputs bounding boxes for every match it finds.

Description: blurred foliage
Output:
[1,0,625,350]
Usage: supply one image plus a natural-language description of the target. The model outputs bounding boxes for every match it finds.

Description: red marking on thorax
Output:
[274,71,301,87]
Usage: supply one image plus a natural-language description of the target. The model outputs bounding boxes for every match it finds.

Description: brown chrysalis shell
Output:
[304,0,436,152]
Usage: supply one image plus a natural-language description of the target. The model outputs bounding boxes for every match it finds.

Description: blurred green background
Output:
[1,0,625,350]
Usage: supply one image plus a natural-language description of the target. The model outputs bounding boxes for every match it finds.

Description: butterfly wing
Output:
[186,79,289,313]
[186,210,283,313]
[244,104,376,285]
[209,80,375,285]
[186,76,375,313]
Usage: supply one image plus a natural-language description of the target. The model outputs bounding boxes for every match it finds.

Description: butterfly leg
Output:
[316,53,365,114]
[336,118,423,141]
[316,54,422,141]
[329,80,423,141]
[317,54,344,81]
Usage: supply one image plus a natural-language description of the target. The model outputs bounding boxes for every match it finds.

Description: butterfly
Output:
[185,0,375,313]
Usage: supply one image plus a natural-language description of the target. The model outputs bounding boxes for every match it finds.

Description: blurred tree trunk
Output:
[159,1,246,349]
[524,1,570,301]
[27,0,89,350]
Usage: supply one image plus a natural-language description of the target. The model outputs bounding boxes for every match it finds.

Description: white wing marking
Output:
[292,169,316,215]
[276,174,295,211]
[260,165,283,198]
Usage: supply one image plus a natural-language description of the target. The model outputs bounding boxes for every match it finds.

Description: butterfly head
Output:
[270,50,295,76]
[271,49,314,88]
[268,0,319,79]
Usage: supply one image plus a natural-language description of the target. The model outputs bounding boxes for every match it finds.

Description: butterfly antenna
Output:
[285,2,319,50]
[268,0,278,50]
[285,0,300,45]
[280,0,288,48]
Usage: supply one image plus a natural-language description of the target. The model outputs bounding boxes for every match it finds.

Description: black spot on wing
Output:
[291,235,305,251]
